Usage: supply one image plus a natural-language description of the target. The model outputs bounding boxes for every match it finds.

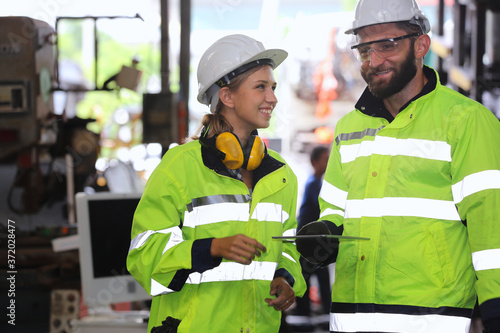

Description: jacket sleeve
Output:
[126,162,220,296]
[272,156,307,298]
[319,123,348,227]
[450,103,500,328]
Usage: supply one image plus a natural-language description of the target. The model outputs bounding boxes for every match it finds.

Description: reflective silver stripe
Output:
[345,197,461,221]
[187,194,251,212]
[452,170,500,204]
[186,261,277,284]
[162,226,184,255]
[151,261,279,296]
[184,202,287,227]
[472,249,500,271]
[320,208,344,219]
[282,252,296,263]
[286,315,313,325]
[184,202,250,227]
[129,227,181,252]
[283,228,297,237]
[335,126,385,145]
[339,136,452,164]
[150,278,175,296]
[330,312,470,333]
[319,181,348,209]
[251,202,288,222]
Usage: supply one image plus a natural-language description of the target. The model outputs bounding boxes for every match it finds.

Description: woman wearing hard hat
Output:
[296,0,500,332]
[127,34,306,332]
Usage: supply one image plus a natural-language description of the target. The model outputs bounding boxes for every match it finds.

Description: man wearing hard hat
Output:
[296,0,500,332]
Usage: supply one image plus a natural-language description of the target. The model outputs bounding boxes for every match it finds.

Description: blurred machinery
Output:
[433,0,500,114]
[142,92,178,149]
[0,16,56,160]
[0,15,147,217]
[0,6,191,219]
[0,17,58,214]
[0,5,188,332]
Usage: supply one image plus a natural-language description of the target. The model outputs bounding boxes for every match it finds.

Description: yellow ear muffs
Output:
[244,136,266,171]
[215,132,244,170]
[213,132,266,170]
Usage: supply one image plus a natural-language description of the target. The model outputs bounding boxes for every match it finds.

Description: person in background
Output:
[312,28,339,120]
[292,145,331,331]
[296,0,500,332]
[127,34,306,333]
[298,146,330,231]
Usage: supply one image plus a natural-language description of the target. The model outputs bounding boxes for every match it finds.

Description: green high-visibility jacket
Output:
[127,138,306,333]
[320,66,500,332]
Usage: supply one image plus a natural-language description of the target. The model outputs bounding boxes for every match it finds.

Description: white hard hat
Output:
[345,0,431,35]
[197,34,288,113]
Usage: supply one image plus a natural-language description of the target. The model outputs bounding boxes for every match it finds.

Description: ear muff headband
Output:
[199,127,226,160]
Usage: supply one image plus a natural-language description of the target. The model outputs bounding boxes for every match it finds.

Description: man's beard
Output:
[361,45,418,100]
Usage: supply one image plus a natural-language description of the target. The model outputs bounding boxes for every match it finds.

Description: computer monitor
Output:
[75,191,151,310]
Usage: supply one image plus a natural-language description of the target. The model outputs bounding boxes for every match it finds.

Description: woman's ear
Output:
[415,34,431,59]
[219,87,234,109]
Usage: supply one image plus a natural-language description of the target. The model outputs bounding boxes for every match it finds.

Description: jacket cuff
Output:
[191,238,222,273]
[274,268,295,287]
[480,297,500,333]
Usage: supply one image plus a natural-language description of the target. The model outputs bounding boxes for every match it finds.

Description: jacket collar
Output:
[355,65,438,122]
[200,132,285,187]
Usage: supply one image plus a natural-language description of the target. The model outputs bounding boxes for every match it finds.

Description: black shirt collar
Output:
[355,65,437,122]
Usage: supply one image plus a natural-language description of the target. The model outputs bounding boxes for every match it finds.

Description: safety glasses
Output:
[351,33,422,62]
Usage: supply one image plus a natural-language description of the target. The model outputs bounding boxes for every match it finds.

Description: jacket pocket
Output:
[428,222,454,285]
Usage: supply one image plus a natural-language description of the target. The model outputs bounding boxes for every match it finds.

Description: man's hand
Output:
[296,220,341,265]
[211,234,266,265]
[265,276,295,311]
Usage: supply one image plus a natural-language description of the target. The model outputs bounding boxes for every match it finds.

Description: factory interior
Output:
[1,0,499,332]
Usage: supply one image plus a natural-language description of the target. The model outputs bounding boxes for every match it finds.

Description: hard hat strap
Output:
[215,58,275,88]
[408,16,427,34]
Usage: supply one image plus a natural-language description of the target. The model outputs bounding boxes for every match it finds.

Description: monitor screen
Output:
[75,191,151,309]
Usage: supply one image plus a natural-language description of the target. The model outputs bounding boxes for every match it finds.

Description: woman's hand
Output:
[211,234,266,265]
[265,276,296,311]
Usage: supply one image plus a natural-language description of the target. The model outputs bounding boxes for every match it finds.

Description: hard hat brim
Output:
[345,19,430,35]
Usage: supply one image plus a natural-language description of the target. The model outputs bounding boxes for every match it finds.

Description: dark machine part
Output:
[142,92,178,152]
[0,16,56,161]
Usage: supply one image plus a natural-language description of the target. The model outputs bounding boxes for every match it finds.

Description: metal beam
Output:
[179,0,191,138]
[160,0,170,93]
